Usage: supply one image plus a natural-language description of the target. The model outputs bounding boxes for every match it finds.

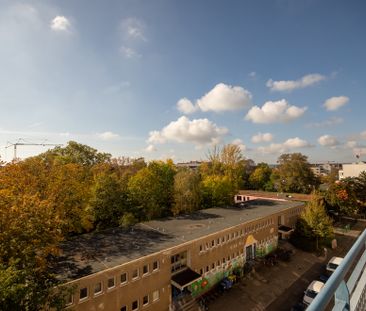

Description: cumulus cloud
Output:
[176,83,252,114]
[257,137,311,154]
[252,132,273,143]
[266,73,326,92]
[231,139,247,152]
[147,116,228,146]
[323,96,350,111]
[145,144,156,152]
[318,135,340,147]
[50,16,70,31]
[245,99,307,124]
[97,131,120,141]
[177,98,198,114]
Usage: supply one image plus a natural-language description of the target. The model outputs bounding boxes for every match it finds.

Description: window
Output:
[211,240,215,247]
[199,244,203,252]
[108,277,115,289]
[211,263,215,270]
[79,287,88,300]
[132,269,139,279]
[94,282,102,295]
[206,266,209,272]
[217,260,220,266]
[223,257,226,264]
[121,272,127,284]
[153,261,159,271]
[65,294,73,306]
[143,264,149,275]
[132,300,139,311]
[120,306,127,311]
[217,238,220,245]
[221,236,225,243]
[143,295,149,306]
[152,290,159,302]
[199,268,203,275]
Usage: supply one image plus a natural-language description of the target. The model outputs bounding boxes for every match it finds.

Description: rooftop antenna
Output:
[5,138,62,161]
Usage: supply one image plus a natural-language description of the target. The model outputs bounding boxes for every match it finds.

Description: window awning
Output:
[171,268,202,291]
[278,225,294,234]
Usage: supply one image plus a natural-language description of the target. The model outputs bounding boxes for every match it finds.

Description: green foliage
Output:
[274,153,319,193]
[90,172,129,230]
[128,160,176,220]
[172,169,202,215]
[295,193,333,249]
[119,212,138,228]
[249,163,273,190]
[201,175,234,208]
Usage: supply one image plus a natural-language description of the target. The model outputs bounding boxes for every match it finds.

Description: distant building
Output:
[54,198,304,311]
[309,162,342,177]
[176,161,202,170]
[339,162,366,180]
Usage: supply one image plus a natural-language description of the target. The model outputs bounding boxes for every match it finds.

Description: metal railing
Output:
[307,229,366,311]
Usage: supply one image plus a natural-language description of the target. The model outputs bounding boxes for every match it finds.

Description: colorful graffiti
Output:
[189,257,243,297]
[255,238,278,258]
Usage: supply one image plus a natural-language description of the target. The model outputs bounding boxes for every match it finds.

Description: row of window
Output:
[67,260,160,306]
[120,289,160,311]
[198,252,243,275]
[199,218,275,253]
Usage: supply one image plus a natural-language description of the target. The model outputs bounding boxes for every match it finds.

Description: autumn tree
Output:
[128,160,176,220]
[172,169,202,215]
[249,163,273,190]
[90,171,129,229]
[297,193,334,249]
[275,153,319,193]
[201,175,233,208]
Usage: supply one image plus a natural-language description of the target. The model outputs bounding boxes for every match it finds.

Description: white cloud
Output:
[266,73,326,92]
[176,83,252,114]
[147,116,228,146]
[50,16,70,32]
[177,98,198,114]
[249,71,256,78]
[323,96,349,111]
[318,135,340,147]
[361,131,366,140]
[120,18,146,41]
[257,137,310,154]
[120,46,141,59]
[245,99,307,124]
[231,139,247,152]
[145,144,156,152]
[97,131,120,141]
[306,116,343,128]
[283,137,310,148]
[252,132,273,143]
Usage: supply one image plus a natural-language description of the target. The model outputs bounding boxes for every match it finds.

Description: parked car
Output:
[326,256,343,274]
[303,280,325,306]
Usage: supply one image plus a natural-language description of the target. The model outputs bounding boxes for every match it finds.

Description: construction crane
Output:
[5,139,63,161]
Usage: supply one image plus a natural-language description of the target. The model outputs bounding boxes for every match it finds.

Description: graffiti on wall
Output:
[189,257,244,297]
[255,237,278,257]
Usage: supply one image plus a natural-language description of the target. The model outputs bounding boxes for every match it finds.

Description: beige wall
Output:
[64,204,303,311]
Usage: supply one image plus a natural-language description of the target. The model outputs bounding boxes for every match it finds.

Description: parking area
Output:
[207,222,364,311]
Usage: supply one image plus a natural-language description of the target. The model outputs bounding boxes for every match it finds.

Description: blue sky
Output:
[1,0,365,164]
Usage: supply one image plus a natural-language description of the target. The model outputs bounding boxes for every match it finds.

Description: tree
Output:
[275,153,319,193]
[172,169,202,215]
[201,175,234,208]
[0,194,67,310]
[42,141,111,166]
[249,163,272,190]
[90,172,129,230]
[128,160,176,220]
[300,193,334,249]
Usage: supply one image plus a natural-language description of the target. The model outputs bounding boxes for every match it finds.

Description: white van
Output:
[326,257,343,274]
[303,280,325,306]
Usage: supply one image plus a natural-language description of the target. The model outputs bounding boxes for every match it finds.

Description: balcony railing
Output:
[307,229,366,311]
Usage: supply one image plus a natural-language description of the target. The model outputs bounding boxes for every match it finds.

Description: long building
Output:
[54,198,305,311]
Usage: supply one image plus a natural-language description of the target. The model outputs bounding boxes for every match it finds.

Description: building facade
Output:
[339,162,366,180]
[57,199,305,311]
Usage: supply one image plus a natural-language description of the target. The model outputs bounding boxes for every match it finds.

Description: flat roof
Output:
[50,199,303,282]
